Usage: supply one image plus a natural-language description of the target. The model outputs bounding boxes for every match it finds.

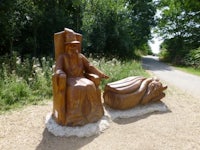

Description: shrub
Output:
[0,53,53,112]
[0,53,148,112]
[158,49,171,62]
[183,47,200,69]
[89,57,149,90]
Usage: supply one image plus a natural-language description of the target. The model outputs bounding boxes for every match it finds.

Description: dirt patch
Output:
[1,84,200,150]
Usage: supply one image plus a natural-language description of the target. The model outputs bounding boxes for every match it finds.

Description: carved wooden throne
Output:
[52,28,103,126]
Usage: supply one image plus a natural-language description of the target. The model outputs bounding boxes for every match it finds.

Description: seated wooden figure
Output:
[103,76,167,110]
[52,28,108,126]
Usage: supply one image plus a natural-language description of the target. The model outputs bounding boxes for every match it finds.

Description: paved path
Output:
[142,55,200,99]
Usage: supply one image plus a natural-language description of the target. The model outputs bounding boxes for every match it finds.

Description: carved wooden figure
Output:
[103,76,167,110]
[52,28,108,126]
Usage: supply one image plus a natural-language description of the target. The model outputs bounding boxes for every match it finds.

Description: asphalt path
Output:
[142,55,200,99]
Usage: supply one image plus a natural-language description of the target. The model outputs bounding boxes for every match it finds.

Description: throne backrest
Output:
[54,28,82,61]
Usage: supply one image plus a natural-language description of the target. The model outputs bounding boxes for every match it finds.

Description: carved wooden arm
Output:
[52,72,67,125]
[84,73,101,87]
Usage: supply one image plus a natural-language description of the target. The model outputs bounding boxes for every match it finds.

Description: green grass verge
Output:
[174,66,200,77]
[0,56,149,114]
[89,58,149,90]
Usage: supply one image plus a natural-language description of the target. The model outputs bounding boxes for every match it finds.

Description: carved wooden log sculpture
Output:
[52,28,109,126]
[103,76,167,110]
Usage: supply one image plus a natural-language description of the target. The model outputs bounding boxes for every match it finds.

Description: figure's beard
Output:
[68,51,79,60]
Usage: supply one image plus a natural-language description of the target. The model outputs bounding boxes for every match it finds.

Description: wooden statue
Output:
[103,76,167,110]
[52,28,108,126]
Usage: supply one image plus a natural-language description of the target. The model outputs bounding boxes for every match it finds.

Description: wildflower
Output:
[42,57,46,61]
[16,57,21,64]
[28,78,33,81]
[35,67,42,73]
[17,77,23,82]
[33,64,40,69]
[12,70,16,74]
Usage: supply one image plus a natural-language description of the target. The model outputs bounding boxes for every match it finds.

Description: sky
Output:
[148,37,163,54]
[148,8,165,54]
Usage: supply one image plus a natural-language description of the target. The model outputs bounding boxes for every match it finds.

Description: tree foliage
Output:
[156,0,200,64]
[0,0,156,59]
[0,0,82,57]
[81,0,156,59]
[0,0,38,55]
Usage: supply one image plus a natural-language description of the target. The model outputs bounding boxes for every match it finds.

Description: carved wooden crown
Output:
[54,28,83,60]
[64,28,80,45]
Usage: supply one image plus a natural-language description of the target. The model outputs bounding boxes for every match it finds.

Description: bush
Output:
[0,53,148,112]
[89,57,149,90]
[0,76,31,105]
[183,47,200,69]
[158,49,171,62]
[0,53,53,112]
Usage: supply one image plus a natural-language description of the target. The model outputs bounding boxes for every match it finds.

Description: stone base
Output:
[105,102,169,120]
[45,102,168,137]
[45,113,110,138]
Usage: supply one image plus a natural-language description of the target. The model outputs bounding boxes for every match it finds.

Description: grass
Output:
[174,66,200,77]
[0,54,54,113]
[0,54,148,114]
[89,57,149,90]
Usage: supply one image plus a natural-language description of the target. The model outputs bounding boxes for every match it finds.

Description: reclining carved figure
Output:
[103,76,167,110]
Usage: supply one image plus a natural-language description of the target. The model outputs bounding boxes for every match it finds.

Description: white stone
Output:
[45,102,168,137]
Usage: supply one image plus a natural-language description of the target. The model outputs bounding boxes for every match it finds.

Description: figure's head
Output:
[64,28,80,55]
[65,42,80,56]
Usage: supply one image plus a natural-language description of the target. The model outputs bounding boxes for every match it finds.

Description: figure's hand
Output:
[101,73,109,79]
[56,70,66,78]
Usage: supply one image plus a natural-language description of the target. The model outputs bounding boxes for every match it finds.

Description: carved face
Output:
[65,43,79,56]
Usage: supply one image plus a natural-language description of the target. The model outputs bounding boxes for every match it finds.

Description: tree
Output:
[32,0,83,56]
[156,0,200,64]
[0,0,83,57]
[127,0,156,48]
[0,0,39,56]
[81,0,156,59]
[0,0,156,59]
